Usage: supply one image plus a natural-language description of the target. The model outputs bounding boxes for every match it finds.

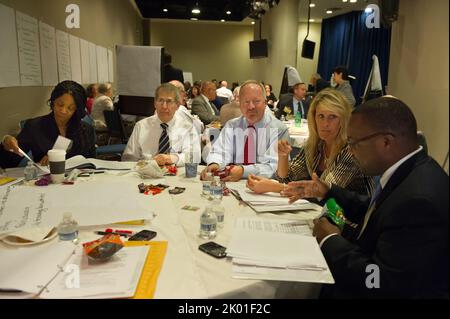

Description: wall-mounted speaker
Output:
[249,39,268,59]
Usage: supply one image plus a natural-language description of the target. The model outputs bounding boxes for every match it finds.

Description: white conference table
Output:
[1,166,324,299]
[283,119,309,148]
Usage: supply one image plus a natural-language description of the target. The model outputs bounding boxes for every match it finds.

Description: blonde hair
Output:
[304,88,352,170]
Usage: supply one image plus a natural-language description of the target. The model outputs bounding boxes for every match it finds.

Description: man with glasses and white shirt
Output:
[122,83,200,166]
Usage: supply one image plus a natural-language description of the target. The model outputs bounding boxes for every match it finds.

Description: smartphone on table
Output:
[198,241,227,258]
[128,230,157,241]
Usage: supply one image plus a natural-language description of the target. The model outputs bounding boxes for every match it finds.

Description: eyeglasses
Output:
[347,132,395,148]
[156,98,177,107]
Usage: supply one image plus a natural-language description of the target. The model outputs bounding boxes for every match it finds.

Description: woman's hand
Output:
[246,174,283,194]
[2,135,21,156]
[39,155,49,166]
[277,140,292,158]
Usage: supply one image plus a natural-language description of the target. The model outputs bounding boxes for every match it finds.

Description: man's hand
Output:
[153,154,173,166]
[277,140,292,158]
[2,135,21,156]
[246,174,283,194]
[312,217,341,243]
[221,165,244,182]
[281,173,330,203]
[200,163,219,180]
[39,155,49,166]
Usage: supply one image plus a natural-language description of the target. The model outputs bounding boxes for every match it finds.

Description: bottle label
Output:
[200,223,217,232]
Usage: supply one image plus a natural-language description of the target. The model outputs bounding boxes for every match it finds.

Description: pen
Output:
[104,228,134,235]
[95,231,129,237]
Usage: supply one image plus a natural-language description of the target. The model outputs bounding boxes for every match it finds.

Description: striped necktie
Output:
[158,123,170,154]
[357,181,382,239]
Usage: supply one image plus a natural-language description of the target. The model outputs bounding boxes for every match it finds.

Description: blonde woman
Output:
[247,88,373,198]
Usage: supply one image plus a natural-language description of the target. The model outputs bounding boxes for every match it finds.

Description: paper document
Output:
[66,155,135,171]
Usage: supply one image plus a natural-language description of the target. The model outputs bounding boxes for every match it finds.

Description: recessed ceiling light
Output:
[192,8,200,14]
[350,0,357,3]
[226,11,231,15]
[220,19,225,22]
[342,0,348,2]
[309,3,315,7]
[309,19,315,22]
[251,21,255,25]
[163,8,168,12]
[326,10,333,14]
[190,17,198,21]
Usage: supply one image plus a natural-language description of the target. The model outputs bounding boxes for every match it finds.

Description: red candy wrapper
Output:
[214,165,234,179]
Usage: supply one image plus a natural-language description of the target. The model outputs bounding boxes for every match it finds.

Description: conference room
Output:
[0,0,448,303]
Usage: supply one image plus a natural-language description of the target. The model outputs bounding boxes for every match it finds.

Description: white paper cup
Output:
[47,149,66,184]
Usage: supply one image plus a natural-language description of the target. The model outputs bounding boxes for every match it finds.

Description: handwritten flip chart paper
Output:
[39,22,58,86]
[69,35,82,84]
[0,3,20,87]
[0,176,155,236]
[88,42,98,83]
[16,11,42,86]
[96,45,109,83]
[56,30,71,82]
[108,49,114,83]
[80,38,90,84]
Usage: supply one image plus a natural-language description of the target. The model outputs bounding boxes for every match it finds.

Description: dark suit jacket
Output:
[321,150,449,298]
[191,96,219,125]
[275,93,311,120]
[0,113,96,168]
[163,64,184,83]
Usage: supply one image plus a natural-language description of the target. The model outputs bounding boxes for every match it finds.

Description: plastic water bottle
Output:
[57,213,79,241]
[199,206,217,239]
[23,161,37,181]
[210,176,223,201]
[211,199,225,228]
[295,111,302,127]
[202,172,213,197]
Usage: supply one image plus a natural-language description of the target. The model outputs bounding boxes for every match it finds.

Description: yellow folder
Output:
[124,241,168,299]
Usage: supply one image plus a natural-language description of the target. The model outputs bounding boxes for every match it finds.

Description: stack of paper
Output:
[234,187,318,213]
[65,155,135,171]
[227,217,334,284]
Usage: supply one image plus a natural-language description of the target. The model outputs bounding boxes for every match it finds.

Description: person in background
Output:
[275,82,311,120]
[91,82,114,132]
[191,81,220,125]
[169,80,204,134]
[333,65,356,107]
[216,80,233,103]
[201,80,289,181]
[85,83,98,115]
[247,88,373,198]
[282,96,448,298]
[310,73,330,94]
[162,52,184,83]
[0,80,95,168]
[183,81,191,95]
[122,83,200,166]
[187,84,201,110]
[220,86,242,127]
[265,84,278,110]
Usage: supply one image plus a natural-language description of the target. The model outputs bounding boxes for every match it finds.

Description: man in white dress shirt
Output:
[201,80,289,181]
[216,80,233,103]
[122,83,200,166]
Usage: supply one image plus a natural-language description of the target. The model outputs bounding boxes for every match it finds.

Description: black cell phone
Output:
[128,230,157,241]
[198,241,227,258]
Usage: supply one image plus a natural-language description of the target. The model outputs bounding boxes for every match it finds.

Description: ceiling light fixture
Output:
[342,0,348,2]
[251,21,255,25]
[163,8,168,12]
[190,17,198,21]
[326,10,333,14]
[350,0,357,3]
[221,19,225,22]
[192,2,200,14]
[309,3,315,7]
[226,11,231,15]
[309,18,315,22]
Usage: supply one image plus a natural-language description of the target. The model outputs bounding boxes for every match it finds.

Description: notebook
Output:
[65,155,135,171]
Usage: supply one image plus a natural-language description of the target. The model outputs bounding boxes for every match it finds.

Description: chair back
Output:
[104,109,127,143]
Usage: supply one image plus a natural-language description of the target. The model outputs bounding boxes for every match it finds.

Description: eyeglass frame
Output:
[347,132,396,148]
[155,98,178,107]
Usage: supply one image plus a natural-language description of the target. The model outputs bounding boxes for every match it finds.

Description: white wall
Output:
[388,0,449,170]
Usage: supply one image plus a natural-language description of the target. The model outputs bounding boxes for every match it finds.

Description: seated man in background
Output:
[201,80,289,181]
[122,83,200,166]
[219,86,242,127]
[191,81,220,125]
[275,82,311,120]
[216,80,233,104]
[283,96,449,298]
[169,80,204,134]
[91,82,114,131]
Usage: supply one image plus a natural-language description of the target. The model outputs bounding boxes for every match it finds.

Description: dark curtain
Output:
[317,11,391,105]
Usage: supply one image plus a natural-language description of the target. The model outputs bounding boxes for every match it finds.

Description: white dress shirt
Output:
[91,95,114,131]
[122,112,201,166]
[216,86,233,102]
[206,111,290,178]
[177,105,204,134]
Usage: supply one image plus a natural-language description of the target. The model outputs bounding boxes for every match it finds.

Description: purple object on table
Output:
[35,174,51,186]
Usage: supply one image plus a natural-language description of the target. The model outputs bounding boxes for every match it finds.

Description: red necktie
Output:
[244,125,256,165]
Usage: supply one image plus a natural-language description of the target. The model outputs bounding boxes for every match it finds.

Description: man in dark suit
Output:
[191,81,220,125]
[283,96,449,298]
[162,52,184,83]
[275,82,311,120]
